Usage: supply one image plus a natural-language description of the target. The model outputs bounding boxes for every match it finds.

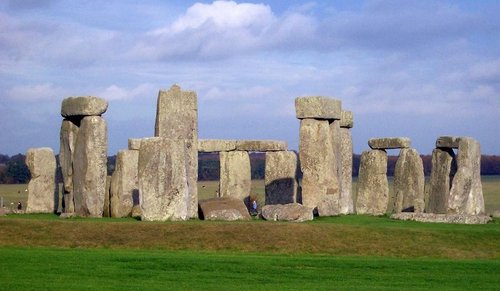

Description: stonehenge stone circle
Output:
[73,116,108,217]
[110,149,139,218]
[368,137,411,149]
[59,119,79,213]
[261,203,313,222]
[138,137,189,221]
[25,148,57,213]
[265,151,299,205]
[61,96,108,117]
[393,148,425,213]
[219,151,251,201]
[198,197,251,221]
[295,96,341,119]
[154,84,198,219]
[356,149,389,215]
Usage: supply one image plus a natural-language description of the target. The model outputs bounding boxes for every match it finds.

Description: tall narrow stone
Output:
[339,127,354,214]
[138,138,189,221]
[448,138,484,215]
[427,148,455,214]
[154,85,198,219]
[219,151,251,201]
[299,119,339,215]
[59,119,79,213]
[110,150,139,218]
[393,148,425,213]
[265,151,299,205]
[73,116,107,217]
[356,149,389,215]
[25,148,57,213]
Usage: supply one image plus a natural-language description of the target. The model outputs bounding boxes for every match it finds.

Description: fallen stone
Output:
[391,212,492,224]
[339,127,354,214]
[340,110,354,128]
[198,139,237,152]
[138,138,189,221]
[265,151,299,205]
[236,140,287,152]
[219,151,251,201]
[393,148,425,213]
[436,136,460,148]
[59,212,75,219]
[261,203,313,222]
[128,138,142,150]
[198,197,251,221]
[295,96,342,120]
[110,150,139,218]
[59,119,79,213]
[356,149,389,215]
[61,96,108,117]
[448,137,484,215]
[73,116,108,217]
[368,137,411,149]
[427,148,455,214]
[25,148,57,214]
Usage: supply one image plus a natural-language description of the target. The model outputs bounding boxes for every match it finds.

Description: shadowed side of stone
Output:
[261,203,313,222]
[198,197,251,221]
[265,151,299,205]
[427,147,455,213]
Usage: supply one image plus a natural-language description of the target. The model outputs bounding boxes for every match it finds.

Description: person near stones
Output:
[251,199,258,215]
[17,201,22,210]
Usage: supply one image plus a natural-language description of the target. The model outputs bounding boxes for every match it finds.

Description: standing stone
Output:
[356,149,389,215]
[448,138,484,215]
[393,148,425,213]
[110,150,139,218]
[73,116,107,217]
[299,119,339,215]
[25,148,57,213]
[328,120,342,215]
[138,138,189,221]
[154,85,198,219]
[427,148,455,214]
[265,151,299,205]
[219,151,251,201]
[339,127,354,214]
[59,119,79,213]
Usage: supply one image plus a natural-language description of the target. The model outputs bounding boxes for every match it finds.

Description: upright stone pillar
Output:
[25,148,57,213]
[138,138,189,221]
[59,119,79,213]
[219,151,251,201]
[155,85,198,219]
[427,147,455,213]
[265,151,299,205]
[339,110,354,214]
[296,96,342,216]
[110,149,139,217]
[393,148,425,213]
[356,149,389,215]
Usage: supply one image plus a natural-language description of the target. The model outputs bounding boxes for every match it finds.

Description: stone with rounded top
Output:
[61,96,108,117]
[368,137,411,149]
[295,96,342,120]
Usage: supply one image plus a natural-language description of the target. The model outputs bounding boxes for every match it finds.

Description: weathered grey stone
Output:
[340,110,354,128]
[320,119,342,216]
[198,197,251,221]
[25,148,57,213]
[295,96,342,120]
[236,140,287,152]
[265,151,298,205]
[368,137,411,149]
[219,151,251,201]
[427,148,455,214]
[110,150,139,218]
[138,138,189,221]
[299,119,339,215]
[356,149,389,215]
[261,203,313,222]
[59,119,79,213]
[390,212,492,224]
[131,204,142,218]
[154,84,198,219]
[339,127,354,214]
[448,137,484,215]
[128,138,142,150]
[436,136,460,148]
[198,139,237,152]
[73,116,107,217]
[393,148,425,213]
[61,96,108,117]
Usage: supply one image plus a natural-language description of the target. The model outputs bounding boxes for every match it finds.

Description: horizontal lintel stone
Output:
[436,136,460,149]
[61,96,108,117]
[295,96,341,120]
[235,140,287,152]
[198,139,237,152]
[368,137,411,149]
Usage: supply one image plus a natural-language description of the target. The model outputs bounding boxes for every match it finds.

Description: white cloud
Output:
[6,83,64,101]
[96,83,156,101]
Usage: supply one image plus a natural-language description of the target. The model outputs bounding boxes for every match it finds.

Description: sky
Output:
[0,0,499,156]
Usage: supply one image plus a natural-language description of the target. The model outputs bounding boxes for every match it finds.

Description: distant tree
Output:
[0,154,9,164]
[6,154,30,184]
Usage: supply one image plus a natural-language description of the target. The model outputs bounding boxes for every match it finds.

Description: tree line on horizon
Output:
[1,152,500,184]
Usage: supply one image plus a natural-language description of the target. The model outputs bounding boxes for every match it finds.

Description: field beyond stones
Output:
[0,178,499,289]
